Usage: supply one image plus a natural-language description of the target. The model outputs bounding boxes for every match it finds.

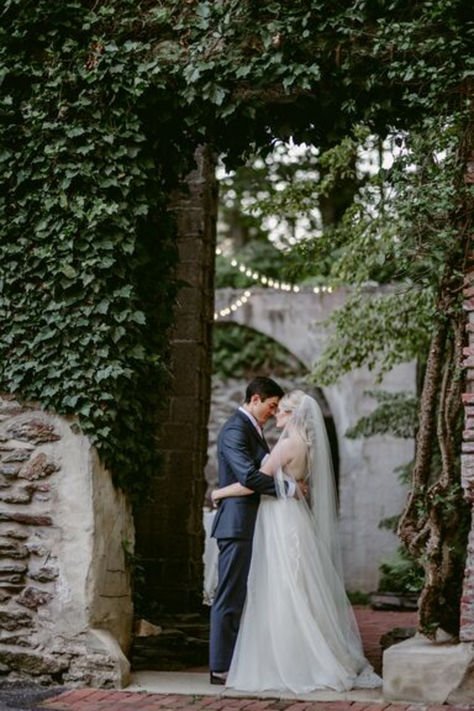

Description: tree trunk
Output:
[398,116,473,638]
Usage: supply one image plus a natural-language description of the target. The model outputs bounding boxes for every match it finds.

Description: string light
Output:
[216,248,334,294]
[214,290,252,321]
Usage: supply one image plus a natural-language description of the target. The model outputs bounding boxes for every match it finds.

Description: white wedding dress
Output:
[226,397,381,693]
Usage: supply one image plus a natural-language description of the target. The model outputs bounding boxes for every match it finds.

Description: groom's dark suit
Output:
[209,409,277,674]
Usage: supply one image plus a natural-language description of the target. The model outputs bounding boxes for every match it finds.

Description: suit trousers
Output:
[209,537,253,672]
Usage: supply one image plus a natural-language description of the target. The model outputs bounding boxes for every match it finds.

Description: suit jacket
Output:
[211,410,277,540]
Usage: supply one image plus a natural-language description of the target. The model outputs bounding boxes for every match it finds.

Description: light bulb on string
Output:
[215,247,335,295]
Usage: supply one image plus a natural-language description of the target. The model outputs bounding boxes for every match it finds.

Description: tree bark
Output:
[398,113,472,637]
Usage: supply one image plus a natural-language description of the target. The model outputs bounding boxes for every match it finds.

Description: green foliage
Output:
[378,547,425,595]
[0,0,193,497]
[1,0,471,501]
[346,590,370,606]
[213,324,305,380]
[305,114,469,385]
[312,288,434,384]
[215,143,325,289]
[346,391,418,439]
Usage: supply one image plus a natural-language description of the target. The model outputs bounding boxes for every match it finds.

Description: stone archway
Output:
[214,288,417,593]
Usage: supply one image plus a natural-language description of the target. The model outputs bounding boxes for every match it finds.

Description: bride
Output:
[211,390,381,693]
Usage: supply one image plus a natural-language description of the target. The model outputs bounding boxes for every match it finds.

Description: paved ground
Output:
[0,681,64,711]
[2,608,456,711]
[39,690,473,711]
[352,608,416,675]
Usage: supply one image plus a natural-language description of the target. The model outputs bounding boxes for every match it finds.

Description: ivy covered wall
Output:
[1,0,471,625]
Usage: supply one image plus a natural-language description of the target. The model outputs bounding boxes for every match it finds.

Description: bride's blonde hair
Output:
[279,389,306,413]
[280,389,315,445]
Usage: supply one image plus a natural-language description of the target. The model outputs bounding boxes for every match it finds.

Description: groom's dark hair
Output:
[244,376,284,403]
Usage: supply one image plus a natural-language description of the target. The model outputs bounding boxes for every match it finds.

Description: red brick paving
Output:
[41,608,429,711]
[352,607,417,674]
[41,695,473,711]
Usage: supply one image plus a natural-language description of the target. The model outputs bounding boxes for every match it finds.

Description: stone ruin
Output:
[0,395,133,687]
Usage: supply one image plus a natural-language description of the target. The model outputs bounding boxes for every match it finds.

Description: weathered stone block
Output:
[17,587,53,610]
[0,512,52,526]
[0,632,39,648]
[0,526,28,539]
[6,419,60,445]
[0,538,28,559]
[0,583,25,595]
[25,481,50,493]
[0,402,29,418]
[25,541,50,557]
[1,450,31,464]
[0,463,21,477]
[0,562,27,575]
[0,574,24,585]
[29,566,58,583]
[383,635,474,703]
[0,490,32,504]
[0,609,33,631]
[0,649,66,675]
[18,453,58,481]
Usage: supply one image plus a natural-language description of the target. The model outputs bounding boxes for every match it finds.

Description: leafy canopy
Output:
[0,0,471,495]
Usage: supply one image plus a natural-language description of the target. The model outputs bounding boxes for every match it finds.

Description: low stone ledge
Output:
[383,634,474,704]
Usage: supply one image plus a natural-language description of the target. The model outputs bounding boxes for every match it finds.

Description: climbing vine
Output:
[0,0,472,574]
[0,1,194,496]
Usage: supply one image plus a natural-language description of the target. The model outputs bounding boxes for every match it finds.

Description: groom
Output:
[209,376,287,684]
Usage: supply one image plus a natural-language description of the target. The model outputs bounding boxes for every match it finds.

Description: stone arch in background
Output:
[214,287,417,592]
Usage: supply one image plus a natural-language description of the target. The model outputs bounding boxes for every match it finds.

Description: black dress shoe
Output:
[210,672,227,685]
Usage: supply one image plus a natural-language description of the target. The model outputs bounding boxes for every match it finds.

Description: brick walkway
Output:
[353,607,416,674]
[41,692,469,711]
[41,609,425,711]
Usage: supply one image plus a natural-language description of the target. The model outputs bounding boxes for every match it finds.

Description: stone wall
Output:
[135,146,218,613]
[0,395,133,687]
[460,262,474,642]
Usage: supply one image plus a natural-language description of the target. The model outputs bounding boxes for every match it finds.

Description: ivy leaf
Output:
[60,264,77,279]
